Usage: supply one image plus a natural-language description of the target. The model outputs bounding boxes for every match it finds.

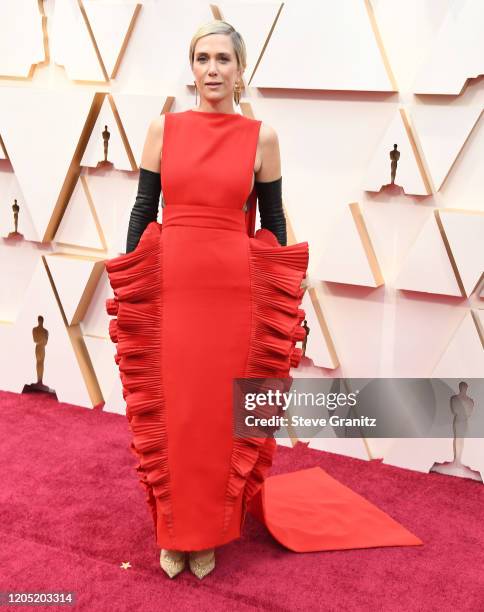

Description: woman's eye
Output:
[197,57,229,63]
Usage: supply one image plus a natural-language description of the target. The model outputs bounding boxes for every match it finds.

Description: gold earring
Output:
[194,81,198,105]
[234,80,241,105]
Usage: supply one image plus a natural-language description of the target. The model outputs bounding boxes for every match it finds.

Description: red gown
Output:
[105,109,422,553]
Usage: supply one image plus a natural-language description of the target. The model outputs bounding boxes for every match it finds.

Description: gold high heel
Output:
[188,548,216,579]
[159,548,186,578]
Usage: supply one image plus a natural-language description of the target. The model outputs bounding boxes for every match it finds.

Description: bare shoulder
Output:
[140,114,166,172]
[255,121,281,181]
[258,121,279,147]
[149,114,166,135]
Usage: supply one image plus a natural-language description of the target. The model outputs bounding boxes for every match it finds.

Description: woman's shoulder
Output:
[240,114,278,142]
[145,114,166,141]
[257,120,279,148]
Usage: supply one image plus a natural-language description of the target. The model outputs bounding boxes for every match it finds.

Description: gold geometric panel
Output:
[83,335,125,415]
[84,171,139,254]
[158,4,220,87]
[45,254,105,326]
[78,266,113,340]
[1,257,101,407]
[316,203,384,288]
[0,0,45,77]
[81,96,134,170]
[51,0,105,82]
[110,94,174,169]
[410,106,483,192]
[301,288,339,369]
[81,1,141,80]
[0,133,7,159]
[432,310,484,378]
[215,1,283,86]
[251,155,340,375]
[0,87,103,243]
[363,108,431,195]
[436,209,484,298]
[366,1,445,92]
[395,212,462,297]
[240,102,338,376]
[54,177,104,251]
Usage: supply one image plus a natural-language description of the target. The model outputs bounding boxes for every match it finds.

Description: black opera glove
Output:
[126,167,161,253]
[254,177,287,247]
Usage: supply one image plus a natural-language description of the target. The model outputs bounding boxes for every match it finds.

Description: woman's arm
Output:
[255,123,281,182]
[140,115,165,172]
[125,116,165,253]
[254,124,287,246]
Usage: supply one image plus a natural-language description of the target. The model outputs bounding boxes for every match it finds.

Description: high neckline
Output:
[187,109,241,118]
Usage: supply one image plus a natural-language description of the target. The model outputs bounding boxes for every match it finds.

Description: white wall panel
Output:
[215,1,282,84]
[438,209,484,297]
[411,106,482,192]
[300,288,338,370]
[0,171,38,242]
[112,93,171,168]
[363,109,430,196]
[51,0,105,81]
[55,178,104,249]
[395,213,461,297]
[0,0,482,473]
[81,98,133,171]
[315,202,383,287]
[432,311,484,377]
[0,88,94,243]
[2,258,93,407]
[46,255,104,325]
[82,1,140,79]
[0,0,45,77]
[413,0,484,95]
[251,0,393,91]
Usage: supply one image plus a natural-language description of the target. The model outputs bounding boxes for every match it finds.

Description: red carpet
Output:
[1,390,483,611]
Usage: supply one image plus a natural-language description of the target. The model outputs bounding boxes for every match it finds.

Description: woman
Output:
[105,20,309,579]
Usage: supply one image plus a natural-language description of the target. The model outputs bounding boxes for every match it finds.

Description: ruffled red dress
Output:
[105,109,422,554]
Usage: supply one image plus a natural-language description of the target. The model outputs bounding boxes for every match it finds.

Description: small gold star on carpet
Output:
[120,561,131,570]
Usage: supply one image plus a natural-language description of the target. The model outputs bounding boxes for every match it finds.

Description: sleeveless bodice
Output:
[160,110,262,210]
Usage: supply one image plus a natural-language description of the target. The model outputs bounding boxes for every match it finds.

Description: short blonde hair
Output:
[189,20,247,71]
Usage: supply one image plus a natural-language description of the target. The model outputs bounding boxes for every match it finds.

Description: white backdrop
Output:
[0,0,482,476]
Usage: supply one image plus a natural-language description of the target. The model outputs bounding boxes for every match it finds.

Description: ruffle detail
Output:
[105,219,309,544]
[223,230,309,534]
[247,230,309,376]
[104,221,175,544]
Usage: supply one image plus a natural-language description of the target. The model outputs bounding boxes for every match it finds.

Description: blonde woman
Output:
[105,20,309,579]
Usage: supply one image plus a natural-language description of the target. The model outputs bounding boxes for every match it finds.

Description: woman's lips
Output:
[206,83,221,88]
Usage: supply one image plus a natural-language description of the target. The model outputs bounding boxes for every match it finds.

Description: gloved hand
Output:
[254,177,287,246]
[126,167,161,253]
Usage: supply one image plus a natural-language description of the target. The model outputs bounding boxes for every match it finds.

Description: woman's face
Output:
[192,34,242,105]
